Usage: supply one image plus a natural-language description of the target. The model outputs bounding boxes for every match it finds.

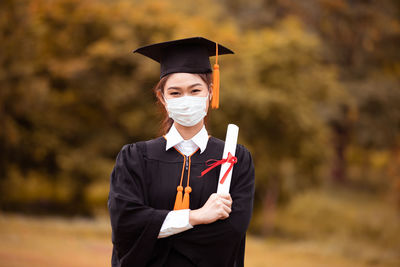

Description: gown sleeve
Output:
[108,143,170,267]
[172,144,255,267]
[158,209,193,238]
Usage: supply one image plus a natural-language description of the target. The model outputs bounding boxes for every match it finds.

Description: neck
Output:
[174,121,204,140]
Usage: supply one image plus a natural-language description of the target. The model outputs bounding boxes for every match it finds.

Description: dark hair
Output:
[153,73,213,135]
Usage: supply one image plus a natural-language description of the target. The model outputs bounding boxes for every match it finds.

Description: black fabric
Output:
[108,136,255,267]
[133,37,234,78]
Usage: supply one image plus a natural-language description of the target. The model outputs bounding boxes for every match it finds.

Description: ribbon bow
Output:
[200,152,238,184]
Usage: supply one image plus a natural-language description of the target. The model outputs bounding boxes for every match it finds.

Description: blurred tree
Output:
[329,104,355,184]
[0,0,244,215]
[0,0,181,214]
[208,17,347,233]
[0,0,399,225]
[221,0,400,187]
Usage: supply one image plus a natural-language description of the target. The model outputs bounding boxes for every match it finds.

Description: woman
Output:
[108,37,255,267]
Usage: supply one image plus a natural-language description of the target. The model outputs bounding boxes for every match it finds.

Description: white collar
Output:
[165,124,209,154]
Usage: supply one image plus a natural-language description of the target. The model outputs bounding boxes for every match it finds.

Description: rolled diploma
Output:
[217,124,239,194]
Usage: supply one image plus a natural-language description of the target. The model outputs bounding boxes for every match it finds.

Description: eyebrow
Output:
[167,83,204,91]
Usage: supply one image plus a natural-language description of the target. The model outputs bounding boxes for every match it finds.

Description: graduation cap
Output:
[133,37,234,109]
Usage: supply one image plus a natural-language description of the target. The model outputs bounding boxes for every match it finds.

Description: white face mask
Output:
[165,95,208,127]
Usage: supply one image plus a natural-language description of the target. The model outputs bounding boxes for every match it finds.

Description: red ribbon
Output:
[200,152,238,184]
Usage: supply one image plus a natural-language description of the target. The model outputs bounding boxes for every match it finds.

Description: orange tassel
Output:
[181,186,192,209]
[173,186,183,210]
[211,43,220,109]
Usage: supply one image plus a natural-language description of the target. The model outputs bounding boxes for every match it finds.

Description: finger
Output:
[220,198,232,207]
[219,210,230,219]
[209,193,218,201]
[218,193,231,200]
[215,199,224,209]
[220,194,232,204]
[222,205,231,214]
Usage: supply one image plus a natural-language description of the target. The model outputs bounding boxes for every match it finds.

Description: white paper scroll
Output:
[217,124,239,194]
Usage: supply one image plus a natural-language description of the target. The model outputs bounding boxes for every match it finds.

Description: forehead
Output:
[164,73,207,89]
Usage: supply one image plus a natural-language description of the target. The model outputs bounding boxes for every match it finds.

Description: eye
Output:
[169,91,181,96]
[191,89,202,94]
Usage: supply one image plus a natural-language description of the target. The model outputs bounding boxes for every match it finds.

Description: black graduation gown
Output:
[108,136,255,267]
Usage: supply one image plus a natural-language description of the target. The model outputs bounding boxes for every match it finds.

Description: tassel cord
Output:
[173,156,186,210]
[212,42,220,109]
[173,148,198,210]
[182,156,192,209]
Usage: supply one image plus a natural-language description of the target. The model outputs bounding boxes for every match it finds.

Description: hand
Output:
[189,193,232,226]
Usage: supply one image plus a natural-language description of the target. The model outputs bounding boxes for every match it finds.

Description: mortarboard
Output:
[133,37,234,109]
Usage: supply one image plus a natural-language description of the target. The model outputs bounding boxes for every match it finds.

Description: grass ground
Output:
[0,188,399,267]
[0,211,398,266]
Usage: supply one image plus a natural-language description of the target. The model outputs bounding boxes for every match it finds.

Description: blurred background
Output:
[1,0,400,266]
